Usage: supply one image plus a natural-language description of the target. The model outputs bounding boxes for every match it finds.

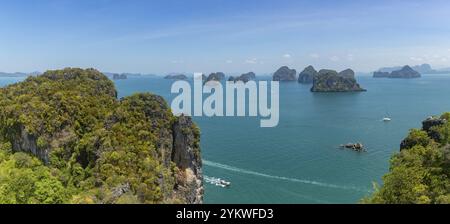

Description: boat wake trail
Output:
[203,160,369,193]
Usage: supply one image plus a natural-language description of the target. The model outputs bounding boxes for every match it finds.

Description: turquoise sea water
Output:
[2,74,450,203]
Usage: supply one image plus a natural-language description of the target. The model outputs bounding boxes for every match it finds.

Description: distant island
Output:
[103,72,146,79]
[374,65,421,78]
[376,63,450,74]
[164,74,188,80]
[0,71,41,77]
[273,66,297,81]
[228,72,256,83]
[311,69,366,92]
[112,73,128,80]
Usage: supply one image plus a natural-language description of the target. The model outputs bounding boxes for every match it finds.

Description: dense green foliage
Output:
[0,145,69,204]
[0,68,197,204]
[364,113,450,204]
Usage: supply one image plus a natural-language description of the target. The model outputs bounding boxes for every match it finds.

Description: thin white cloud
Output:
[347,54,354,61]
[283,54,292,59]
[245,58,258,64]
[310,53,320,59]
[330,56,340,62]
[171,60,184,64]
[226,60,233,64]
[410,56,423,62]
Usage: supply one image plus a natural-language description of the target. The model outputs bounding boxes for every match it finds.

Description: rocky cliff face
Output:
[273,66,297,81]
[11,126,47,162]
[311,69,366,92]
[172,115,203,204]
[298,66,318,84]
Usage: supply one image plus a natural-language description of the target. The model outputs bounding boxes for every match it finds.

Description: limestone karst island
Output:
[1,0,450,210]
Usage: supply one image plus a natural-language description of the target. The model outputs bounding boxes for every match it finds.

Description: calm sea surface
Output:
[2,74,450,203]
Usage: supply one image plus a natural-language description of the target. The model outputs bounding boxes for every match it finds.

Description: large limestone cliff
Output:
[172,115,203,204]
[0,68,203,204]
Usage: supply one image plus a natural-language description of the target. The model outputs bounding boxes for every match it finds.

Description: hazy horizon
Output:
[1,0,450,74]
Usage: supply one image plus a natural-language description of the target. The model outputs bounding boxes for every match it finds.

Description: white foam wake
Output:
[203,160,369,192]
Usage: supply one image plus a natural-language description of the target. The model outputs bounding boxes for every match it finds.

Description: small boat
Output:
[215,183,227,188]
[219,180,231,187]
[216,178,231,187]
[382,117,392,122]
[205,176,231,188]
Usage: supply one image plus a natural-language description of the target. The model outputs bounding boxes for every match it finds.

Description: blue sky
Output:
[1,0,450,74]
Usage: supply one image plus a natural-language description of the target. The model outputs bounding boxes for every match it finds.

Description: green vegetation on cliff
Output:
[364,113,450,204]
[0,68,202,204]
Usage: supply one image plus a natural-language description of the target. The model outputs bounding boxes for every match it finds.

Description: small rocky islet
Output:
[311,69,366,92]
[340,143,365,152]
[273,66,297,81]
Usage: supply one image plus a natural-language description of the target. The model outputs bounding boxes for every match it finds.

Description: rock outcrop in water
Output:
[311,69,366,92]
[340,143,365,152]
[228,72,256,83]
[273,66,297,81]
[298,66,318,84]
[0,68,203,204]
[373,65,421,78]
